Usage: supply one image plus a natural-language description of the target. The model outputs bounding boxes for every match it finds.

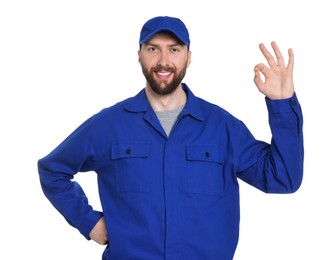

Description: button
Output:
[205,152,210,158]
[291,100,297,106]
[125,148,131,155]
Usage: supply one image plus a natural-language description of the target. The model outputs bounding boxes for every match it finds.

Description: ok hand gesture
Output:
[254,41,294,100]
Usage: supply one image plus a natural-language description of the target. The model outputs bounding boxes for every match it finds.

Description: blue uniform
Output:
[38,84,304,259]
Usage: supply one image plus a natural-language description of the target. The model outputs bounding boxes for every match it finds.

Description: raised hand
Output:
[254,41,294,100]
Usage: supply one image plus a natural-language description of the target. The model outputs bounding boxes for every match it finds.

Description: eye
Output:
[147,47,157,52]
[170,47,180,53]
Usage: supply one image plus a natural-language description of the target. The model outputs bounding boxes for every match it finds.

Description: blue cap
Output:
[139,16,190,48]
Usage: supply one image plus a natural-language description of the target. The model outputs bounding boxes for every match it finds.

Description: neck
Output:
[145,84,186,112]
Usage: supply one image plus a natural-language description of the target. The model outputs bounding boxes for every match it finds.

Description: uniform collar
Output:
[124,83,204,122]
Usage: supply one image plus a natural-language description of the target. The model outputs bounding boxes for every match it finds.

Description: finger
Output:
[254,71,264,88]
[253,64,267,88]
[271,41,285,67]
[259,43,277,68]
[287,48,294,72]
[254,63,269,76]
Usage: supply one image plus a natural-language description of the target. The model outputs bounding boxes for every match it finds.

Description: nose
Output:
[157,49,170,67]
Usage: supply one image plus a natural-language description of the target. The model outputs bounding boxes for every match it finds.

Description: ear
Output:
[138,50,141,63]
[187,51,192,67]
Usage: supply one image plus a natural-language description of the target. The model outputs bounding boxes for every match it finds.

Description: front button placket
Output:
[162,140,180,259]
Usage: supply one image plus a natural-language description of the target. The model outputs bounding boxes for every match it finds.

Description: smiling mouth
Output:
[155,70,172,80]
[157,71,171,76]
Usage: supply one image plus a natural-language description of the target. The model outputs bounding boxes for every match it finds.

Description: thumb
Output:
[254,63,268,76]
[253,64,267,88]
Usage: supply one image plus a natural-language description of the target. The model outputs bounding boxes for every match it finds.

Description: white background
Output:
[1,0,335,259]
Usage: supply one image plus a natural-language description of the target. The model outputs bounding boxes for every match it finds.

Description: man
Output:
[38,16,304,259]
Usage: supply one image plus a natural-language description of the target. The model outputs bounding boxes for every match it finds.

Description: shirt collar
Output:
[124,83,204,122]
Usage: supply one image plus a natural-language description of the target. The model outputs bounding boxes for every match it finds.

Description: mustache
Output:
[152,64,176,72]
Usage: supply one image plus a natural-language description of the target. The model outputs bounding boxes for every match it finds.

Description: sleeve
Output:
[37,116,103,239]
[236,92,304,193]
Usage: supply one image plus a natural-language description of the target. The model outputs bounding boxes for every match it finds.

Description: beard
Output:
[140,62,188,96]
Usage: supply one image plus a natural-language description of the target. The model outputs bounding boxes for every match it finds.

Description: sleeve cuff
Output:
[78,210,104,240]
[265,92,299,114]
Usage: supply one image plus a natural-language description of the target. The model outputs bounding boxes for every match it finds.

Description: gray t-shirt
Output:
[155,106,184,136]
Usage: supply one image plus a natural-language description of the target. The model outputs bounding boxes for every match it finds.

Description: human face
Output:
[138,33,191,96]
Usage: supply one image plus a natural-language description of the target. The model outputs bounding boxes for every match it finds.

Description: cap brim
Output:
[140,29,189,46]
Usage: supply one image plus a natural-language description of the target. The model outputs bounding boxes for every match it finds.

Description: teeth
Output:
[158,71,170,76]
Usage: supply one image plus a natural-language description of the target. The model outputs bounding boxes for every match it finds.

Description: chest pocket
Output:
[111,142,151,193]
[186,144,225,195]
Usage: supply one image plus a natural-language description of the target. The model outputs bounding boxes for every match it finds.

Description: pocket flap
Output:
[186,144,224,164]
[111,142,150,160]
